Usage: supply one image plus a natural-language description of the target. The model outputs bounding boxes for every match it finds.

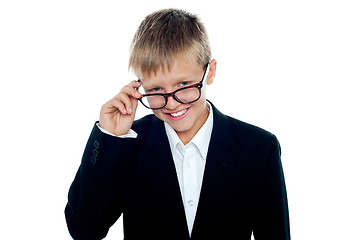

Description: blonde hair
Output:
[129,9,211,77]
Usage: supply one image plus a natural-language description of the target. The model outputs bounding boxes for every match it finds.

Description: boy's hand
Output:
[99,80,141,136]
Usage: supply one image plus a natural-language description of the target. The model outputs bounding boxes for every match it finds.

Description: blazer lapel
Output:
[143,116,180,191]
[192,102,238,237]
[141,116,190,236]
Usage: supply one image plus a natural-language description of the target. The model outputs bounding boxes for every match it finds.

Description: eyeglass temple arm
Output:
[135,79,141,90]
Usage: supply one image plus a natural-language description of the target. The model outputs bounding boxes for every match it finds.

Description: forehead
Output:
[140,59,204,88]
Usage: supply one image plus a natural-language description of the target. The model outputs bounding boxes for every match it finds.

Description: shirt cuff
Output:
[96,123,138,138]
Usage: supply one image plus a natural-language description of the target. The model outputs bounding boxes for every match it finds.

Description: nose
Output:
[164,95,181,110]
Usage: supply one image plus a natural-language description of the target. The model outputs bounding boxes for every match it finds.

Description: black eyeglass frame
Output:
[137,64,209,110]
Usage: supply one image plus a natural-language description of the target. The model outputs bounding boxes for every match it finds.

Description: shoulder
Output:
[210,101,276,144]
[228,115,273,138]
[228,115,278,147]
[210,100,278,151]
[218,115,282,163]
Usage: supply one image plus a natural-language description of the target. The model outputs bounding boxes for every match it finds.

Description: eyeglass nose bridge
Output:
[161,91,183,108]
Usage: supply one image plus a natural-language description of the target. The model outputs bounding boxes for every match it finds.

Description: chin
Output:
[172,124,193,133]
[164,118,194,133]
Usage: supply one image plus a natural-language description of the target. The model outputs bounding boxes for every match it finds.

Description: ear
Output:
[206,59,217,85]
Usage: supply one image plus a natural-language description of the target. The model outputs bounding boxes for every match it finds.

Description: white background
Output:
[1,0,360,239]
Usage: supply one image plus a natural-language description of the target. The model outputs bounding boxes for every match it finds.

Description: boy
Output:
[65,8,290,240]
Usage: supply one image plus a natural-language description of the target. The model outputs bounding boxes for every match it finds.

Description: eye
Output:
[179,81,191,87]
[146,87,162,93]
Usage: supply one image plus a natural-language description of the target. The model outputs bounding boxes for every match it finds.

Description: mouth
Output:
[166,108,190,120]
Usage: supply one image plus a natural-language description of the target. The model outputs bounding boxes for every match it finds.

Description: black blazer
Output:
[65,102,290,240]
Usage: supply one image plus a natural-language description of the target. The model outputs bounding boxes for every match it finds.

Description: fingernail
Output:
[128,108,132,114]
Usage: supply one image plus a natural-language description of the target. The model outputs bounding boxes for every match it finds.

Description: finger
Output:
[122,83,142,99]
[104,97,127,115]
[131,80,141,89]
[115,93,134,114]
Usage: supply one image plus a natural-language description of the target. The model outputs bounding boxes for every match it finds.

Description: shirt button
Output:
[188,200,194,206]
[186,162,192,168]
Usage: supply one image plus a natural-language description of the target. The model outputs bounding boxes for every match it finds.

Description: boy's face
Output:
[140,58,216,143]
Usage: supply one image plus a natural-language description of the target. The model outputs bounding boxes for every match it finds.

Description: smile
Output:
[166,108,190,120]
[170,109,188,117]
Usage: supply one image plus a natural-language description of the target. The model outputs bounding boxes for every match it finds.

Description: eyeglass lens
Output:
[143,87,200,109]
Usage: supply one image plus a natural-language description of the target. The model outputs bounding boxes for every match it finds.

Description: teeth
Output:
[170,109,187,117]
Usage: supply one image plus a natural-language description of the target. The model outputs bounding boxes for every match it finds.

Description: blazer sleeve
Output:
[65,123,138,240]
[253,135,291,240]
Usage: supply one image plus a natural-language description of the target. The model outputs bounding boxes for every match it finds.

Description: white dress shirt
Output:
[164,103,213,236]
[97,102,214,236]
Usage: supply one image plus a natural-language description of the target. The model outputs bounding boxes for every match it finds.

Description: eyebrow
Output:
[140,76,197,90]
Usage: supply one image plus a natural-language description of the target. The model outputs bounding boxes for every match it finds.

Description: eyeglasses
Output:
[137,64,210,110]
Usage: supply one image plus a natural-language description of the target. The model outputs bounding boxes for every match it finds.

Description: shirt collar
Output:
[164,101,214,160]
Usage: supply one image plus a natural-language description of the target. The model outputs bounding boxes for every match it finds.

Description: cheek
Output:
[189,97,207,116]
[199,88,207,101]
[195,92,207,105]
